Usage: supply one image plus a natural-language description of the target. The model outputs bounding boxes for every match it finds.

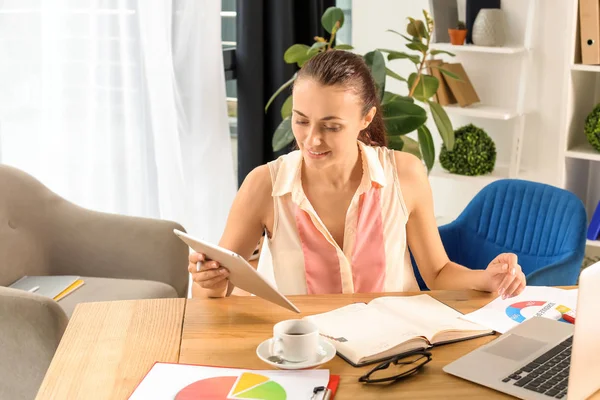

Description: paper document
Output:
[129,363,329,400]
[460,286,578,333]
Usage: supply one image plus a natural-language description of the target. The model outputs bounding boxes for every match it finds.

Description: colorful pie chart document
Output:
[128,363,330,400]
[460,286,579,333]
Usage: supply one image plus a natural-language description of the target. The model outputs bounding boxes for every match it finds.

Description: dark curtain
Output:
[236,0,335,186]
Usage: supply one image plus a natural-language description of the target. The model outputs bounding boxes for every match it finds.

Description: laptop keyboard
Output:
[502,336,573,398]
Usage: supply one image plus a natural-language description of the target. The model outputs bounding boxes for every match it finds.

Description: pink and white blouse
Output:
[256,141,420,295]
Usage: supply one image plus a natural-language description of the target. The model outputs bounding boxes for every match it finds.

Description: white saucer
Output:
[256,337,336,370]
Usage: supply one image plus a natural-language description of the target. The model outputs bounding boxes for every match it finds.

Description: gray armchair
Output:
[0,164,190,399]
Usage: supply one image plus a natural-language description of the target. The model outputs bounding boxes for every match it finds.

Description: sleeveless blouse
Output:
[256,141,419,295]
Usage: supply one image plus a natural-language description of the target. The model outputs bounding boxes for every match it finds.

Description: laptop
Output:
[444,262,600,399]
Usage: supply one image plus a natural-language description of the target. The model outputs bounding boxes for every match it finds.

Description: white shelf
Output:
[587,240,600,248]
[443,104,521,120]
[429,164,510,184]
[431,43,527,55]
[571,64,600,72]
[565,143,600,162]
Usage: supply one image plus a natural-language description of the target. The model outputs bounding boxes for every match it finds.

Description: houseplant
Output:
[439,124,496,176]
[448,21,467,45]
[265,7,459,172]
[585,103,600,152]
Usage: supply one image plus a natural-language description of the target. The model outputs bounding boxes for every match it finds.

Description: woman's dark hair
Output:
[295,50,387,147]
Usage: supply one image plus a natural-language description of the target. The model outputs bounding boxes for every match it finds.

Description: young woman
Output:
[188,50,526,299]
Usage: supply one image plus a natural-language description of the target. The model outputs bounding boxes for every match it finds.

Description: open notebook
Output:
[304,294,493,367]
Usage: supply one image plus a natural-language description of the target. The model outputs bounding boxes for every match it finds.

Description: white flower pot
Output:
[472,9,506,47]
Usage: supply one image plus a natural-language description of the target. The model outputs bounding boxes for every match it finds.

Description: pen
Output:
[28,286,39,293]
[323,388,332,400]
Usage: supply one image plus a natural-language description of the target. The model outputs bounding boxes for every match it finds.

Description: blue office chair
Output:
[412,179,587,290]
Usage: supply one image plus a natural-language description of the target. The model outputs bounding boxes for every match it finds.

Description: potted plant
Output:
[448,21,467,45]
[265,8,459,173]
[585,103,600,152]
[439,124,496,176]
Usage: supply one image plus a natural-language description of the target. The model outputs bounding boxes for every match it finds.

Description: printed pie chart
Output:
[175,372,286,400]
[505,300,568,323]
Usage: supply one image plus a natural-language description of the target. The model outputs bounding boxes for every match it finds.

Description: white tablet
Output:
[174,229,300,313]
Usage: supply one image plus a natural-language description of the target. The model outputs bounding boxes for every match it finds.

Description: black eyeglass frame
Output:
[358,349,433,384]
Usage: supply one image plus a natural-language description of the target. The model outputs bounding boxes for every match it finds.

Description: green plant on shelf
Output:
[265,7,460,172]
[439,124,496,176]
[585,103,600,152]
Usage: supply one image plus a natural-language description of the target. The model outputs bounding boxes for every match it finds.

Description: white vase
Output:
[472,9,506,47]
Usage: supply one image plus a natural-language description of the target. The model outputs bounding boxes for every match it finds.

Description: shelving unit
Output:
[425,1,542,226]
[443,104,521,121]
[571,64,600,72]
[429,0,537,183]
[558,0,600,251]
[431,42,527,55]
[587,240,600,248]
[565,143,600,162]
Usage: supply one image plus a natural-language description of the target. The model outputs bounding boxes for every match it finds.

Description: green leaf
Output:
[385,67,406,83]
[428,100,455,151]
[364,50,386,101]
[386,135,404,151]
[386,29,417,43]
[407,18,427,38]
[334,44,354,50]
[382,91,398,105]
[307,41,328,57]
[434,66,462,81]
[418,125,435,171]
[401,136,422,159]
[382,99,427,135]
[297,57,311,67]
[281,95,293,119]
[284,44,310,64]
[380,49,420,64]
[272,117,295,152]
[265,73,297,112]
[321,6,344,34]
[408,73,439,102]
[382,91,414,105]
[406,41,428,52]
[430,49,456,57]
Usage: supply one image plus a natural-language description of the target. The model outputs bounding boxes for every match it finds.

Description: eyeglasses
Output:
[358,349,432,384]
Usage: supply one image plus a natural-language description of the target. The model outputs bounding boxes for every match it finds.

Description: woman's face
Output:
[292,78,375,169]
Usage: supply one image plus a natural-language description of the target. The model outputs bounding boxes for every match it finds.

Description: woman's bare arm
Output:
[395,152,487,291]
[192,165,273,298]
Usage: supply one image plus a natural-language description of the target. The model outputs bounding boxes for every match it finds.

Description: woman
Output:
[189,50,526,299]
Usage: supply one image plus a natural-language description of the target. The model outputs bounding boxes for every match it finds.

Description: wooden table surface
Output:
[36,288,598,400]
[35,298,186,400]
[180,290,505,400]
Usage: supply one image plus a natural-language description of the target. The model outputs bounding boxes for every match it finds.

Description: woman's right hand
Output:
[188,252,230,294]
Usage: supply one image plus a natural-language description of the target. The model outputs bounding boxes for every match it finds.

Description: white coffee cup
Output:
[271,319,320,363]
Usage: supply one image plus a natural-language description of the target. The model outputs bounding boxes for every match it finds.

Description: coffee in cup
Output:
[271,319,320,363]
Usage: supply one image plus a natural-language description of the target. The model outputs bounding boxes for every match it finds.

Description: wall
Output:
[351,0,571,222]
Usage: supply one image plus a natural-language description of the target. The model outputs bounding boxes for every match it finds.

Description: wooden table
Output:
[36,289,598,399]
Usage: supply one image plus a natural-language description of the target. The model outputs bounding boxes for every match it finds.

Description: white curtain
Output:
[0,0,235,243]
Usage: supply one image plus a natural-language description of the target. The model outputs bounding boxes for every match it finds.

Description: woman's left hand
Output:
[482,253,526,299]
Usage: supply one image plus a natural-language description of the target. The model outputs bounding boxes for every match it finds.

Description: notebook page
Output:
[368,295,489,342]
[305,303,425,364]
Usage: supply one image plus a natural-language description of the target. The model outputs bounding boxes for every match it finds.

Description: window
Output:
[221,0,237,138]
[336,0,352,46]
[220,0,352,167]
